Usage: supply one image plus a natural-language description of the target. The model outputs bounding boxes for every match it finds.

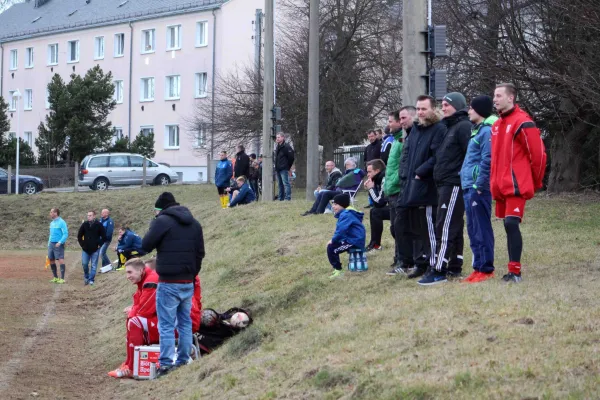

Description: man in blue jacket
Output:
[215,151,233,209]
[48,208,69,284]
[99,209,114,268]
[229,176,256,207]
[327,193,366,279]
[461,95,497,283]
[114,226,145,271]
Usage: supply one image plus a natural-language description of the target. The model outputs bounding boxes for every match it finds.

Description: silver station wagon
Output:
[79,153,179,191]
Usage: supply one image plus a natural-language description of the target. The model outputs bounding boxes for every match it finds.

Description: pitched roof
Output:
[0,0,226,42]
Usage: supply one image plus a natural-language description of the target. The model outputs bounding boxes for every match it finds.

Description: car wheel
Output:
[23,182,37,195]
[156,174,170,186]
[94,177,109,191]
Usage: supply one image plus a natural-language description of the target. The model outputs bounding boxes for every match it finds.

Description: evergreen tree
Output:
[130,132,156,159]
[0,97,34,167]
[108,137,130,153]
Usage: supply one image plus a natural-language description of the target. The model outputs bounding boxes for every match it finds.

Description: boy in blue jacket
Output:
[114,226,146,271]
[215,151,233,208]
[229,176,256,207]
[327,193,366,278]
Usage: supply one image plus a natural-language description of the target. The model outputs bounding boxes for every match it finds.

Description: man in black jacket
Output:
[234,145,250,179]
[365,159,389,252]
[363,130,382,169]
[77,210,107,286]
[274,133,295,201]
[142,192,205,377]
[419,92,471,285]
[399,95,447,280]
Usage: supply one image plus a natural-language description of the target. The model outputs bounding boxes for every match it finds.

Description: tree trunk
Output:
[547,121,587,192]
[294,128,307,189]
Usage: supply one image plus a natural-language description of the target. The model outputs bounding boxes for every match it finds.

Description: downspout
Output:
[210,9,217,161]
[0,43,4,97]
[128,21,134,142]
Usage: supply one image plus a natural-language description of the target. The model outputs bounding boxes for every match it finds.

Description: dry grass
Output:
[1,187,600,399]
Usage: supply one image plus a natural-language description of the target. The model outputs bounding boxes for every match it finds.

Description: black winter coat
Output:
[234,151,250,178]
[274,143,295,172]
[434,109,472,186]
[363,139,382,168]
[325,168,343,190]
[142,205,205,282]
[77,220,106,255]
[399,116,447,207]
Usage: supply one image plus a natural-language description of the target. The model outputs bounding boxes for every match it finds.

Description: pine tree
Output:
[130,132,156,159]
[0,97,34,167]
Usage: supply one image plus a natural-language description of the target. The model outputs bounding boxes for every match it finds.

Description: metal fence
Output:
[333,145,366,170]
[19,164,77,188]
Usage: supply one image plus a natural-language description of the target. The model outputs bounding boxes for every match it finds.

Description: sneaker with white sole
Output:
[329,269,343,279]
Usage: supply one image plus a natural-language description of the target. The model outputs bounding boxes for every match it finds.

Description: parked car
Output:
[0,167,44,194]
[78,153,179,191]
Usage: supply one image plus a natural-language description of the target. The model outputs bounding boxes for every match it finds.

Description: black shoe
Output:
[366,243,382,253]
[389,260,400,268]
[502,272,522,283]
[386,264,410,276]
[447,270,463,280]
[301,211,315,216]
[156,365,175,378]
[407,267,426,279]
[417,270,448,286]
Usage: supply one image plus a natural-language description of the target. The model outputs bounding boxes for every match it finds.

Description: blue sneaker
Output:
[418,270,448,286]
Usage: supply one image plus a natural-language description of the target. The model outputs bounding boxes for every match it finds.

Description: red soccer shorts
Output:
[495,197,526,220]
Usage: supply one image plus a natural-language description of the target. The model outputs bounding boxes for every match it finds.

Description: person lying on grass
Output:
[326,193,366,279]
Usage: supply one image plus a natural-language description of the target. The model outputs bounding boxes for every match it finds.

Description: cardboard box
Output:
[133,345,160,380]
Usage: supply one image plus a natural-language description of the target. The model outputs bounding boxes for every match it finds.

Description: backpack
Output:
[195,307,253,356]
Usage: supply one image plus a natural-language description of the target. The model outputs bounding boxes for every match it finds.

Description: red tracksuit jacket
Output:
[128,267,159,319]
[191,276,202,332]
[491,105,547,200]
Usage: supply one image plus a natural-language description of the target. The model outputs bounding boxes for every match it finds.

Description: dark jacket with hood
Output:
[274,142,295,172]
[367,170,387,208]
[229,182,256,207]
[399,113,447,207]
[332,207,366,248]
[142,205,205,282]
[324,167,343,190]
[380,134,395,165]
[234,151,250,178]
[77,220,106,255]
[434,109,472,186]
[363,139,382,168]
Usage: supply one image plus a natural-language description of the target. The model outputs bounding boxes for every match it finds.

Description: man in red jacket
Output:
[108,258,159,379]
[491,83,547,283]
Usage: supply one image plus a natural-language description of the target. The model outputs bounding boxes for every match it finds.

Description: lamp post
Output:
[12,89,21,195]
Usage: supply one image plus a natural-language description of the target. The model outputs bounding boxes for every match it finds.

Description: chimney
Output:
[35,0,52,8]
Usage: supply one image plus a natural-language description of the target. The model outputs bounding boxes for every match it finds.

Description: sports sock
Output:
[50,264,58,278]
[60,264,66,279]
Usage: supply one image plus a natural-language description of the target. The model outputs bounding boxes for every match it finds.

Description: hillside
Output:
[1,187,600,399]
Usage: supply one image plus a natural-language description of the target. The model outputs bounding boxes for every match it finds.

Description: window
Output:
[24,89,33,110]
[195,72,208,98]
[165,125,179,148]
[109,154,128,167]
[166,25,181,50]
[45,87,50,109]
[142,29,155,53]
[48,43,58,65]
[194,125,206,148]
[112,128,123,145]
[94,36,105,59]
[24,131,33,147]
[9,49,17,70]
[140,126,154,137]
[88,156,108,168]
[140,77,155,101]
[114,33,125,57]
[8,91,17,111]
[25,47,34,68]
[114,80,124,104]
[165,75,180,100]
[67,40,79,62]
[196,21,208,47]
[129,156,144,168]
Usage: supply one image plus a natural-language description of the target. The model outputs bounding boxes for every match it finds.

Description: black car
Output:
[0,167,44,194]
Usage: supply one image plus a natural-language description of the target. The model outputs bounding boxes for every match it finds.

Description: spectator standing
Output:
[365,159,389,252]
[77,210,106,286]
[248,153,261,200]
[234,145,250,179]
[274,133,295,201]
[375,128,384,142]
[215,151,233,209]
[48,208,68,284]
[380,126,395,165]
[363,130,382,208]
[99,209,114,268]
[142,192,205,377]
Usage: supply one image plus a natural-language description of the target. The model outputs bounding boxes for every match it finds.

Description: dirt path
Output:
[0,251,121,400]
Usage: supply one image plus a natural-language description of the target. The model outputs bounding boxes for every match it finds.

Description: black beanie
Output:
[332,193,351,209]
[154,192,178,211]
[470,95,493,119]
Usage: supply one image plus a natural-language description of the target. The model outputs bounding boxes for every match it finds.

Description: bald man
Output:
[99,209,115,268]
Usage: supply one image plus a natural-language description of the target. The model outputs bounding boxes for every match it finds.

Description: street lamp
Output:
[12,89,21,195]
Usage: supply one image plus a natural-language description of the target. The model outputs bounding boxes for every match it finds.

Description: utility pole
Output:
[306,0,319,200]
[254,8,263,156]
[401,0,427,106]
[261,0,274,202]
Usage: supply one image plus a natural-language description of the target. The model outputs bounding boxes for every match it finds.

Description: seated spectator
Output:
[229,176,256,207]
[108,258,159,379]
[365,159,390,252]
[302,157,365,216]
[114,226,146,271]
[327,193,366,278]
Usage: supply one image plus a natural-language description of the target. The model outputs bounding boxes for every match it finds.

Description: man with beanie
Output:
[142,192,205,377]
[327,193,366,279]
[418,92,471,285]
[491,83,546,282]
[461,95,497,283]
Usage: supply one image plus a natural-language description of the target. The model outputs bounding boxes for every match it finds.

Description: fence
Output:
[333,145,366,169]
[19,163,77,189]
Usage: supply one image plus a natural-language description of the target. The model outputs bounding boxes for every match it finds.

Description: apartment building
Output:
[0,0,262,182]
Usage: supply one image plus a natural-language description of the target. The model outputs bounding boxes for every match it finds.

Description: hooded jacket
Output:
[229,182,256,207]
[325,167,343,190]
[367,170,387,208]
[332,207,366,248]
[274,142,295,172]
[101,216,114,243]
[142,205,205,282]
[363,139,382,168]
[383,128,404,197]
[215,159,233,188]
[234,151,250,178]
[128,267,159,320]
[117,229,143,252]
[461,115,497,191]
[380,134,395,165]
[434,109,472,186]
[491,105,547,200]
[77,219,106,255]
[399,113,447,207]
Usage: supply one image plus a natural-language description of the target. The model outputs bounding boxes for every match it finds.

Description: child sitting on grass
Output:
[327,193,366,278]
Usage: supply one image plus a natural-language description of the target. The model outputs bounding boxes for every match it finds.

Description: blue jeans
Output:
[156,283,194,368]
[276,170,291,201]
[81,250,100,282]
[314,190,332,211]
[99,241,111,267]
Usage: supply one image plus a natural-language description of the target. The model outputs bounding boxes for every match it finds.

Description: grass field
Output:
[1,186,600,399]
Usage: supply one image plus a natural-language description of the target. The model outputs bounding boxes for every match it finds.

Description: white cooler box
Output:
[133,345,160,380]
